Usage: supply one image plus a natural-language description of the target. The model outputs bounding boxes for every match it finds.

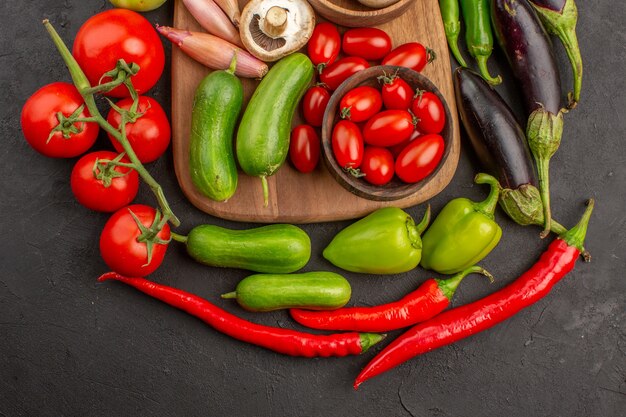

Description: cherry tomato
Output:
[362,110,415,147]
[106,96,171,163]
[71,151,139,212]
[307,23,341,68]
[380,75,414,110]
[361,146,395,186]
[320,57,369,91]
[289,125,320,174]
[411,91,446,134]
[395,134,445,183]
[73,9,165,98]
[21,82,99,158]
[332,120,364,169]
[339,86,383,122]
[301,86,331,127]
[342,28,392,61]
[382,42,434,73]
[100,204,171,277]
[390,129,421,158]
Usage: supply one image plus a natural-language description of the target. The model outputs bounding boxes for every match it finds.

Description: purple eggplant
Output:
[528,0,582,108]
[454,67,568,236]
[491,0,566,238]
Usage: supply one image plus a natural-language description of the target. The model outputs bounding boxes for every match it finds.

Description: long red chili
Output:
[98,273,384,358]
[354,199,594,388]
[290,266,493,332]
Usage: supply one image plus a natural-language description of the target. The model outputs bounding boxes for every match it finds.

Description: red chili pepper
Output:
[354,199,594,389]
[98,273,384,358]
[290,266,492,332]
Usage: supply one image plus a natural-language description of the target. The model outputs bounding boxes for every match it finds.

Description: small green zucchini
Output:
[222,271,352,312]
[176,223,311,273]
[189,55,242,201]
[236,52,314,206]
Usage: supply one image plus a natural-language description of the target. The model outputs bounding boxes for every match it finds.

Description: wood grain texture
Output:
[172,0,460,223]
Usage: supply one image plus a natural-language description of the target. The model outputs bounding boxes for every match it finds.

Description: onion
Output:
[182,0,244,48]
[213,0,241,27]
[157,25,268,79]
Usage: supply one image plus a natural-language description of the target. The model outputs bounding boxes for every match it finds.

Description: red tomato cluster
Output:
[291,24,436,175]
[332,75,446,186]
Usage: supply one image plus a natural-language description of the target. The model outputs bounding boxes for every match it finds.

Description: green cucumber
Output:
[189,56,242,201]
[178,224,311,273]
[236,52,314,206]
[222,271,352,312]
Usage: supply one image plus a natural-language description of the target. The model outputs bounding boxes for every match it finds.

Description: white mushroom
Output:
[239,0,315,62]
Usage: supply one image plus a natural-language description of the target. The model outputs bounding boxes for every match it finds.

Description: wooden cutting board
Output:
[171,0,460,223]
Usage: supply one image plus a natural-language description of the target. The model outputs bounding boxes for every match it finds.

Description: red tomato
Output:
[73,9,165,97]
[289,125,320,174]
[342,28,392,61]
[395,134,445,183]
[71,151,139,212]
[361,147,395,186]
[106,96,171,163]
[382,42,434,73]
[339,86,383,122]
[21,82,99,158]
[301,86,330,127]
[411,91,446,134]
[100,204,170,277]
[307,23,341,68]
[380,75,414,110]
[332,120,364,169]
[319,57,369,91]
[362,110,415,147]
[390,129,421,158]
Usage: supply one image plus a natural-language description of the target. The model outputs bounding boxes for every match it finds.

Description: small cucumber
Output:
[236,53,314,206]
[181,224,311,273]
[189,56,242,201]
[222,271,352,312]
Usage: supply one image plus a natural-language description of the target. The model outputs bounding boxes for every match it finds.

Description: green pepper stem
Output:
[359,333,386,353]
[170,232,188,243]
[475,55,502,85]
[221,292,237,299]
[561,199,594,261]
[535,156,552,238]
[435,265,494,301]
[473,173,501,218]
[414,204,431,235]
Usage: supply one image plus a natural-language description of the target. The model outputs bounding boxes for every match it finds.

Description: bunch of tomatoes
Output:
[289,23,446,186]
[21,9,173,277]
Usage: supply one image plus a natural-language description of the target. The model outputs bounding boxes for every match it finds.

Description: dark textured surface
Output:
[1,1,625,416]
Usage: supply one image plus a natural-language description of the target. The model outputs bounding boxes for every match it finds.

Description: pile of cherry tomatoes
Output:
[290,23,446,187]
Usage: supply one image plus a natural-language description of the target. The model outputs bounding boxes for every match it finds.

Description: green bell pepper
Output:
[421,173,502,274]
[323,206,431,275]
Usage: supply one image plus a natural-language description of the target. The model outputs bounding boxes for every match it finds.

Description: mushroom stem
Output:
[263,6,288,38]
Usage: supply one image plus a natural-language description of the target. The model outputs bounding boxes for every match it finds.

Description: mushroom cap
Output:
[240,0,316,62]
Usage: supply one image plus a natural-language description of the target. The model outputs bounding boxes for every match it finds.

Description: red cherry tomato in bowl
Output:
[390,129,421,158]
[73,9,165,97]
[411,91,446,134]
[100,204,170,277]
[332,120,364,169]
[320,57,369,91]
[380,75,414,110]
[339,86,383,122]
[21,82,99,158]
[361,146,395,186]
[71,151,139,212]
[395,133,445,183]
[301,86,331,127]
[289,125,320,174]
[107,96,171,163]
[342,28,392,61]
[363,110,415,147]
[307,23,341,68]
[382,42,434,73]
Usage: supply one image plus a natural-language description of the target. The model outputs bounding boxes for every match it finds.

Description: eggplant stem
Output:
[557,25,583,108]
[535,157,552,238]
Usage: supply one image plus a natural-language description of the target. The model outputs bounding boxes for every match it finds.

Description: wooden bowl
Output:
[308,0,413,27]
[321,65,454,202]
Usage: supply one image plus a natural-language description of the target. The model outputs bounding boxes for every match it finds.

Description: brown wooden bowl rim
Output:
[320,65,455,202]
[308,0,413,17]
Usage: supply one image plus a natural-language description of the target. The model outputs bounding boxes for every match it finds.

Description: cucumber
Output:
[182,224,311,273]
[236,53,314,206]
[189,56,242,201]
[222,271,352,312]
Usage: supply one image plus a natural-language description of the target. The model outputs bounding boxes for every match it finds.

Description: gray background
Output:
[1,0,625,416]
